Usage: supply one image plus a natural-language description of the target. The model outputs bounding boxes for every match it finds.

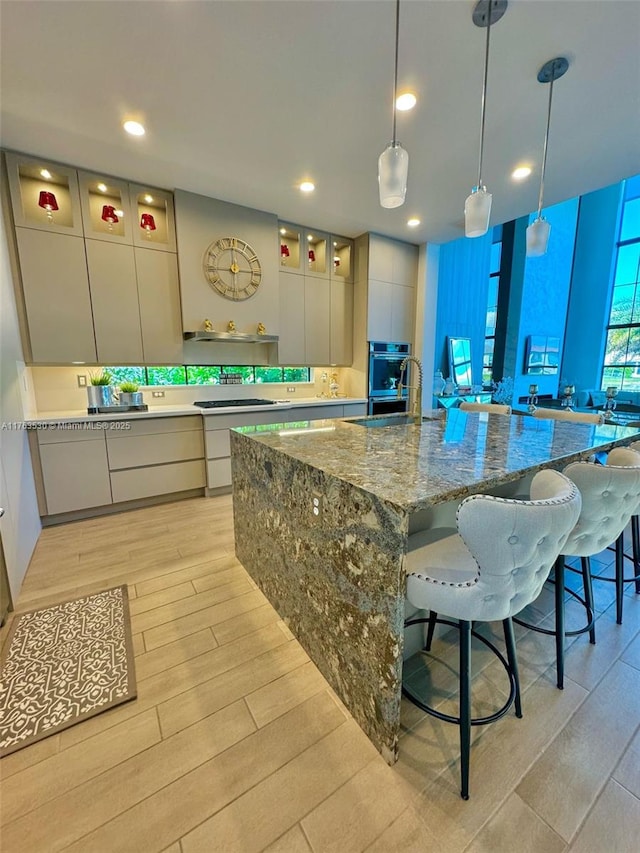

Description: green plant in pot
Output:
[87,370,113,409]
[118,381,143,408]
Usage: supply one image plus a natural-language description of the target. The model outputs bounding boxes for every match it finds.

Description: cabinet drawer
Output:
[205,429,231,459]
[107,429,204,470]
[38,424,107,444]
[40,438,112,515]
[342,404,367,417]
[286,406,338,422]
[207,458,233,489]
[111,459,205,502]
[111,415,202,438]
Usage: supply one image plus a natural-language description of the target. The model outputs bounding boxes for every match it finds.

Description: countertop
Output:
[23,397,367,425]
[234,408,640,513]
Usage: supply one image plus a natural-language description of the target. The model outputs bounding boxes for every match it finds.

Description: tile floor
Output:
[0,495,638,852]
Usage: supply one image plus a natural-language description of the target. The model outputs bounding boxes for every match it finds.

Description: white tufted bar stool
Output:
[592,446,640,624]
[517,450,640,689]
[458,402,512,415]
[403,469,581,800]
[532,408,605,424]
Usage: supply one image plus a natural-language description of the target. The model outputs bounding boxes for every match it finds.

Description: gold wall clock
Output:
[203,236,262,300]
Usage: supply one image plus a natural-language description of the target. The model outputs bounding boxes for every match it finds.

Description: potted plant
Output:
[119,381,143,407]
[87,370,114,410]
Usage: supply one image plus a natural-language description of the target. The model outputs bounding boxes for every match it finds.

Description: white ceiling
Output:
[1,0,639,245]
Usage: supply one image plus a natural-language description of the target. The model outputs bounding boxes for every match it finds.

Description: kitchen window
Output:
[104,365,311,386]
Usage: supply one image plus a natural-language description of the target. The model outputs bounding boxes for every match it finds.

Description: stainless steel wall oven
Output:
[368,341,411,415]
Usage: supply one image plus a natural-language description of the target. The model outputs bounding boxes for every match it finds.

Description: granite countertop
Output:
[234,409,640,513]
[23,397,366,425]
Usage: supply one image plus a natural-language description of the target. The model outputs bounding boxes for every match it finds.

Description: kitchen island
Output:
[230,409,639,763]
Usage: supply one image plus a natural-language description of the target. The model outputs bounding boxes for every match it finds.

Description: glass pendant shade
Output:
[526,216,551,257]
[378,142,408,209]
[464,186,492,237]
[101,204,118,224]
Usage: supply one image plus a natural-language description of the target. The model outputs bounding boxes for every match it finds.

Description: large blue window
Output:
[483,234,502,385]
[602,175,640,390]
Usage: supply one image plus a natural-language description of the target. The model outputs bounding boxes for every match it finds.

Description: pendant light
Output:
[378,0,408,208]
[526,57,569,257]
[465,0,508,238]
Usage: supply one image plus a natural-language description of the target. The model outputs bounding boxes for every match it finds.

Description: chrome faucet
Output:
[397,356,424,419]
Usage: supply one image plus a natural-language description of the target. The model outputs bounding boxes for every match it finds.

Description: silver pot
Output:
[119,391,144,407]
[87,385,114,409]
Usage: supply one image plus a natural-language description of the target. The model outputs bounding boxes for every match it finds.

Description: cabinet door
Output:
[135,248,183,364]
[367,279,393,342]
[39,437,112,514]
[277,272,305,365]
[304,277,331,364]
[78,171,133,244]
[130,185,177,252]
[368,235,394,281]
[15,228,97,363]
[391,282,415,344]
[330,279,353,365]
[86,239,143,363]
[330,236,354,283]
[5,153,83,236]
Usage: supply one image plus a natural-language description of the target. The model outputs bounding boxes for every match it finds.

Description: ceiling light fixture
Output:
[378,0,408,208]
[526,57,569,257]
[511,166,532,181]
[123,120,145,136]
[396,92,417,111]
[97,183,107,192]
[40,169,52,180]
[299,181,315,193]
[407,218,421,227]
[465,0,508,238]
[144,194,153,203]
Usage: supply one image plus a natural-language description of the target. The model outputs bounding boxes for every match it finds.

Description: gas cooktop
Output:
[193,398,276,409]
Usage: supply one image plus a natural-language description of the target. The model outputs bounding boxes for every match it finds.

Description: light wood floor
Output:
[1,495,639,853]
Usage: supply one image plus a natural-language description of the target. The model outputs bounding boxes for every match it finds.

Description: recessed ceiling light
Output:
[123,120,145,137]
[299,181,315,193]
[512,166,532,180]
[40,169,52,180]
[97,183,107,193]
[280,227,287,235]
[144,194,153,203]
[407,218,421,228]
[396,92,417,111]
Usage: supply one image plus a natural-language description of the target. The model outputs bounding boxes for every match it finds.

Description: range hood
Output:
[183,330,279,343]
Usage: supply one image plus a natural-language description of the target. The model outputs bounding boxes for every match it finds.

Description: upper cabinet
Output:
[78,172,177,251]
[78,171,133,243]
[5,153,83,237]
[130,184,177,252]
[366,234,418,344]
[5,151,181,365]
[279,222,353,283]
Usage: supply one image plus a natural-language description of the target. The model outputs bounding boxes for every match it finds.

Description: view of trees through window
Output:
[603,175,640,390]
[103,365,311,386]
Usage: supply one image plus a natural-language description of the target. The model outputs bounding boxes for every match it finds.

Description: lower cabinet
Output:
[203,403,366,491]
[106,416,205,503]
[37,427,112,515]
[36,416,205,517]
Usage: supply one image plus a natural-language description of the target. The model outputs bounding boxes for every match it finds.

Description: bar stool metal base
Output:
[402,614,522,800]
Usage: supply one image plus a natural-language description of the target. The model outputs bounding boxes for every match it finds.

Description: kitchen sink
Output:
[347,414,423,428]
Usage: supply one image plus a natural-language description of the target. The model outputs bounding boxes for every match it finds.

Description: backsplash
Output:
[28,366,361,413]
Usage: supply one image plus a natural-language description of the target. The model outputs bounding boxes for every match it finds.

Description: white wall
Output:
[0,200,41,601]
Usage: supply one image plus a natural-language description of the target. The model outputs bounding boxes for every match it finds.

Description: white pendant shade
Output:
[526,216,551,256]
[378,142,409,208]
[464,186,492,237]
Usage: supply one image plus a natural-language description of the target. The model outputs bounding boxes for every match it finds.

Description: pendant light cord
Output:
[537,69,556,218]
[391,0,400,144]
[476,5,493,189]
